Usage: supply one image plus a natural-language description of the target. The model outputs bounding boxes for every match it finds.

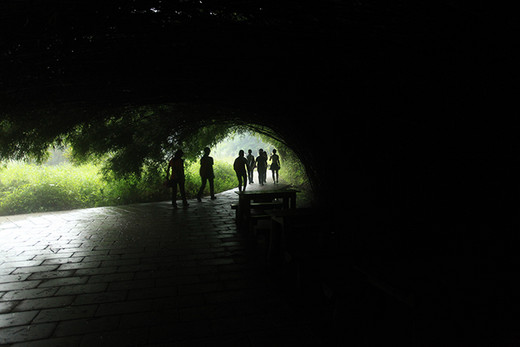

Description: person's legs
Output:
[236,174,243,192]
[242,173,247,191]
[171,180,178,207]
[197,177,207,201]
[179,180,189,206]
[237,173,247,192]
[259,169,264,185]
[209,178,215,199]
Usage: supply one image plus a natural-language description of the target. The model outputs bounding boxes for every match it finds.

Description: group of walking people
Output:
[233,148,280,192]
[166,147,280,208]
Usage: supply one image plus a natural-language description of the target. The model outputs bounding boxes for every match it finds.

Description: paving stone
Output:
[0,287,59,301]
[74,267,118,277]
[82,254,121,263]
[107,278,155,292]
[53,316,120,337]
[33,304,98,323]
[0,310,38,328]
[111,263,157,274]
[12,265,59,274]
[0,323,56,344]
[42,256,85,265]
[87,272,134,284]
[126,286,176,301]
[11,335,83,347]
[118,309,179,329]
[57,261,101,271]
[13,296,75,312]
[79,328,149,346]
[0,187,319,345]
[155,274,200,287]
[72,291,127,306]
[38,276,89,288]
[33,252,74,261]
[72,250,108,258]
[95,299,154,317]
[2,260,44,269]
[0,280,41,292]
[27,270,76,280]
[55,283,108,296]
[0,301,20,314]
[148,320,212,344]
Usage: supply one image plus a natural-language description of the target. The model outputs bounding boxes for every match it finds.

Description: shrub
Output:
[0,160,239,215]
[0,163,104,215]
[183,160,237,198]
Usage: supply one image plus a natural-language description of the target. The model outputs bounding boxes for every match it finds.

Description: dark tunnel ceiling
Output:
[0,1,511,112]
[0,1,516,205]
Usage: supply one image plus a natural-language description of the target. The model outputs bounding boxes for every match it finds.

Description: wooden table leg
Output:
[289,192,296,209]
[238,196,251,231]
[267,217,283,264]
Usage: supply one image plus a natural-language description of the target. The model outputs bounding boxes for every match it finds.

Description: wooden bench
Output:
[231,200,283,232]
[231,201,283,210]
[231,201,283,216]
[233,188,299,233]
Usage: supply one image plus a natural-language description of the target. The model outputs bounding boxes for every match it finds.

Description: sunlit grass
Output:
[0,162,106,215]
[0,160,240,216]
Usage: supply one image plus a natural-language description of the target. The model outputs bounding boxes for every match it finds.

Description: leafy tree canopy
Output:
[0,102,282,179]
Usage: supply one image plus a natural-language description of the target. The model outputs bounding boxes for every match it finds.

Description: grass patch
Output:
[0,161,240,216]
[0,162,105,215]
[0,147,311,215]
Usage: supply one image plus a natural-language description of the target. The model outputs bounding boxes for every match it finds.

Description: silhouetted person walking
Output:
[262,150,268,184]
[256,149,267,185]
[270,149,280,183]
[197,147,216,202]
[234,150,248,192]
[246,149,255,184]
[167,149,189,209]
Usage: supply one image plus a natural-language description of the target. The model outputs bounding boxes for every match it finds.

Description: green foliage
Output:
[183,160,237,198]
[63,105,241,179]
[2,105,310,195]
[0,159,239,216]
[0,118,313,216]
[211,132,274,159]
[0,163,104,215]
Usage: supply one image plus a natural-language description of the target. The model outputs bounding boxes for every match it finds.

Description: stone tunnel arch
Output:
[164,108,319,203]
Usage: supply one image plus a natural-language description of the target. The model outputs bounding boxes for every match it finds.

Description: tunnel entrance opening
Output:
[179,123,315,207]
[0,111,316,216]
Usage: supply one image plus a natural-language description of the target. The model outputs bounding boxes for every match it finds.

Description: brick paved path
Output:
[0,188,322,346]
